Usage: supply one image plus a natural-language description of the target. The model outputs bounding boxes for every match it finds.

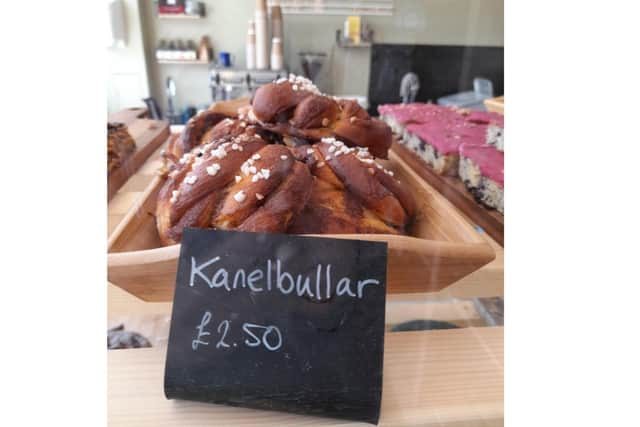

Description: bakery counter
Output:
[108,133,504,302]
[107,127,503,313]
[107,126,504,426]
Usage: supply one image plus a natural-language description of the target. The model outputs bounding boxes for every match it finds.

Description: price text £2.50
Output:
[191,310,283,352]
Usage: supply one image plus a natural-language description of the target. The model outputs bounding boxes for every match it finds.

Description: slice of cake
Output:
[463,110,504,151]
[403,117,487,175]
[458,143,504,213]
[486,121,504,152]
[403,123,463,175]
[378,103,428,135]
[378,103,461,136]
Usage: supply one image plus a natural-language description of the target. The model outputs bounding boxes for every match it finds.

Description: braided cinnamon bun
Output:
[249,75,393,158]
[155,76,416,243]
[156,123,313,245]
[164,97,252,162]
[288,138,415,235]
[157,128,414,242]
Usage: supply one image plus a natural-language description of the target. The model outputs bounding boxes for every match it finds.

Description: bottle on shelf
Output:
[344,16,362,44]
[246,20,256,70]
[270,37,283,70]
[254,0,268,70]
[186,40,198,61]
[270,1,283,41]
[198,36,213,62]
[185,1,204,17]
[176,40,186,60]
[167,40,177,60]
[156,40,168,60]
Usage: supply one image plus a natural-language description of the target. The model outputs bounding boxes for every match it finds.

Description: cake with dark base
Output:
[458,143,504,213]
[377,103,504,212]
[403,119,487,175]
[486,123,504,151]
[378,103,490,175]
[378,103,440,135]
[464,110,504,152]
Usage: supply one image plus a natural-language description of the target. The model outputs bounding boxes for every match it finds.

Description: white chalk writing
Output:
[188,257,382,300]
[192,310,284,353]
[192,311,212,350]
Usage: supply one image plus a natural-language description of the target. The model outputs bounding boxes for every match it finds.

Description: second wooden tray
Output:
[107,141,495,301]
[108,118,170,201]
[392,141,504,246]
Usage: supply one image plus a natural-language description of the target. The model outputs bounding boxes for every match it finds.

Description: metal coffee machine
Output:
[210,68,287,102]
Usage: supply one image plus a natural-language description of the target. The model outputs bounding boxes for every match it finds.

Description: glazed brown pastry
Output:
[288,138,416,235]
[249,75,393,158]
[156,130,415,243]
[164,110,230,162]
[155,79,416,243]
[156,123,313,245]
[108,122,136,173]
[164,98,252,162]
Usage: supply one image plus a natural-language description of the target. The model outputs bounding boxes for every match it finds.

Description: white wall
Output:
[107,0,151,114]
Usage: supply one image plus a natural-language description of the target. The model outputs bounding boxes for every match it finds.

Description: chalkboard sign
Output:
[164,229,388,424]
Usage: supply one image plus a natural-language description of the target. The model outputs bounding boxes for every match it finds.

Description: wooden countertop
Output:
[109,327,503,427]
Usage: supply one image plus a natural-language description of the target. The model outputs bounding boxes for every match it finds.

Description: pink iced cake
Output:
[378,103,504,211]
[464,110,504,151]
[403,118,487,175]
[377,103,459,136]
[377,103,421,134]
[378,103,492,175]
[458,143,504,213]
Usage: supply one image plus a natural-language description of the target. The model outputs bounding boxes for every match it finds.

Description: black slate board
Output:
[164,229,388,424]
[368,43,504,114]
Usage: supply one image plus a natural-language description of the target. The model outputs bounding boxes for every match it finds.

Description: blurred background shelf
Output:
[157,59,210,65]
[337,41,372,48]
[157,14,203,20]
[335,29,374,48]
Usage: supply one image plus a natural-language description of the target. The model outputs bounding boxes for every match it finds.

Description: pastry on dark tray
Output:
[107,122,136,173]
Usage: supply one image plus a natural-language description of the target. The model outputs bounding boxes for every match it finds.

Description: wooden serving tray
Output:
[108,118,170,201]
[108,107,148,125]
[393,141,504,246]
[484,96,504,115]
[107,139,495,302]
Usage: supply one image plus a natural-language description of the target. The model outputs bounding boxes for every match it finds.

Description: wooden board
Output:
[393,142,504,246]
[484,96,504,115]
[108,326,503,427]
[107,141,496,302]
[108,118,170,201]
[108,107,148,125]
